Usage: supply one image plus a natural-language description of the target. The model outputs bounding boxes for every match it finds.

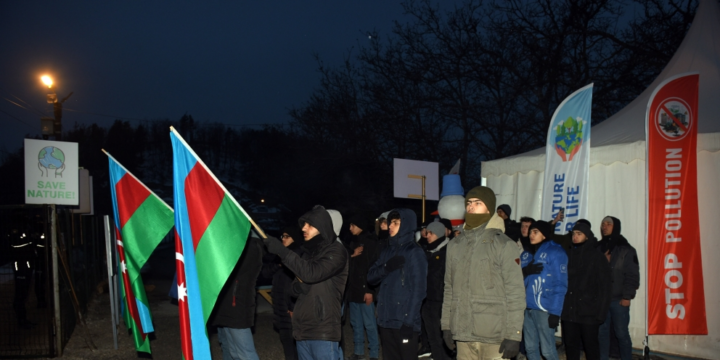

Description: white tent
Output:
[480,0,720,357]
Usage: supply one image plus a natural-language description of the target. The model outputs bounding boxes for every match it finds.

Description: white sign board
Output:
[393,158,439,201]
[24,139,79,205]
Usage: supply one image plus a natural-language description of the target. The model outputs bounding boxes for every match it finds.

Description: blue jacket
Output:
[368,208,427,332]
[520,240,568,316]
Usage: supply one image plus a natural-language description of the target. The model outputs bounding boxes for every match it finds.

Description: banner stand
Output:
[103,215,118,350]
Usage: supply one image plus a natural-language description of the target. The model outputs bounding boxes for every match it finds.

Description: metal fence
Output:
[0,205,106,358]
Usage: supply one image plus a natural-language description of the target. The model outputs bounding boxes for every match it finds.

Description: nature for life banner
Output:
[541,84,593,233]
[24,139,79,205]
[646,72,707,335]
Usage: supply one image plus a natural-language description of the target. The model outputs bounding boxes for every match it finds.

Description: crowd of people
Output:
[211,185,640,360]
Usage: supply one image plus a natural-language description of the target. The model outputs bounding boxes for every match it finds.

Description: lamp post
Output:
[40,75,73,141]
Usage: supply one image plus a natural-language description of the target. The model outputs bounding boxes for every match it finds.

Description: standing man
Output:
[367,209,427,360]
[346,215,380,360]
[422,222,453,360]
[497,204,521,242]
[597,216,639,360]
[561,221,611,360]
[211,234,264,360]
[264,205,349,360]
[441,186,525,360]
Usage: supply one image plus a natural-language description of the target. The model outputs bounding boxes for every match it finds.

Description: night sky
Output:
[0,1,439,153]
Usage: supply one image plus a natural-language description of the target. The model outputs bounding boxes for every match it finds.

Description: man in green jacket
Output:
[441,186,525,360]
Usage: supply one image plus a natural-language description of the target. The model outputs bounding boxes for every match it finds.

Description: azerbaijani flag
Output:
[170,127,252,359]
[106,150,174,353]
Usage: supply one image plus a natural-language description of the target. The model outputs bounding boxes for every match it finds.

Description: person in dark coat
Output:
[421,222,453,360]
[210,235,264,360]
[367,208,427,360]
[597,216,639,360]
[561,221,611,360]
[264,205,349,360]
[261,226,304,360]
[497,204,522,242]
[346,215,380,360]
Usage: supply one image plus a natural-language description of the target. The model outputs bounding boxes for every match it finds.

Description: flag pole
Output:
[168,126,268,239]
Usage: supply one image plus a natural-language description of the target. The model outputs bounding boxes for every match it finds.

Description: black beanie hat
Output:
[465,186,496,217]
[439,218,453,231]
[497,204,512,217]
[282,226,304,243]
[529,220,554,239]
[572,222,594,240]
[348,215,369,232]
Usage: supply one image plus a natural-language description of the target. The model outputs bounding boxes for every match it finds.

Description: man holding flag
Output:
[264,205,349,360]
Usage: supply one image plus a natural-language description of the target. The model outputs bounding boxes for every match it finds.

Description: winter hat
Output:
[577,219,591,228]
[602,216,614,225]
[529,220,554,239]
[282,226,304,243]
[572,222,594,240]
[426,222,446,239]
[348,215,369,232]
[439,218,453,231]
[497,204,512,218]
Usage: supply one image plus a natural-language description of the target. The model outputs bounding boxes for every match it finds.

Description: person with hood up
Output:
[422,221,453,360]
[367,208,427,360]
[210,234,264,360]
[441,186,525,360]
[264,205,349,360]
[561,221,611,360]
[261,226,305,360]
[517,217,535,253]
[346,215,380,360]
[497,204,522,242]
[520,220,568,360]
[596,216,639,360]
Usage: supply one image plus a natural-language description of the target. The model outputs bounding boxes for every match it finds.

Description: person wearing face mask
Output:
[367,209,428,360]
[441,186,525,360]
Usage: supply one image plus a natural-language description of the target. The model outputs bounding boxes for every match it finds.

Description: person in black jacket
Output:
[262,226,304,360]
[422,221,453,360]
[561,221,611,360]
[497,204,522,242]
[346,215,380,360]
[264,205,349,360]
[210,235,264,360]
[368,208,427,360]
[597,216,639,360]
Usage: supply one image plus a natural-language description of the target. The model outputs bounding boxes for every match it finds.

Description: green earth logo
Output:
[554,116,586,162]
[38,146,66,177]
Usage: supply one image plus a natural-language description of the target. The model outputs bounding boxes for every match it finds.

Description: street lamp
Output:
[40,75,73,141]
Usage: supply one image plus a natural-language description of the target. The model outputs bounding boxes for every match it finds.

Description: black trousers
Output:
[421,301,452,360]
[562,320,600,360]
[13,262,32,322]
[379,326,418,360]
[278,328,298,360]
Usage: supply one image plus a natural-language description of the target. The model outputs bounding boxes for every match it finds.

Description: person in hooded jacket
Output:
[497,204,522,242]
[596,216,639,360]
[520,220,568,360]
[422,221,453,360]
[441,186,525,360]
[346,215,380,360]
[367,208,427,360]
[261,226,305,360]
[561,221,611,360]
[210,234,264,360]
[264,205,349,360]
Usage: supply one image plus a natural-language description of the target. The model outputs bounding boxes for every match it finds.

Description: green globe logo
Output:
[38,146,66,177]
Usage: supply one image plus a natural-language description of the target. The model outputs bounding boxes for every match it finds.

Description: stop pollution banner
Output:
[646,72,707,335]
[541,84,593,234]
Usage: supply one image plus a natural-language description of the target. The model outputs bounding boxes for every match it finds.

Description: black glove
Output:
[548,314,560,328]
[522,261,544,278]
[499,339,520,359]
[264,236,290,258]
[385,255,405,272]
[442,330,455,350]
[292,281,311,295]
[399,325,415,340]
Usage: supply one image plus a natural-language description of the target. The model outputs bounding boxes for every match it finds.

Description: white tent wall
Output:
[485,147,720,358]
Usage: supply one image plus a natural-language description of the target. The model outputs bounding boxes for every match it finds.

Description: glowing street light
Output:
[41,75,53,88]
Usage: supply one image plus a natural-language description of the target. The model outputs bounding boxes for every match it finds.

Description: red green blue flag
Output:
[170,127,252,359]
[106,151,174,354]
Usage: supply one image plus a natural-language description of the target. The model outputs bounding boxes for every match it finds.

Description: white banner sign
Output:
[541,84,593,233]
[24,139,79,205]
